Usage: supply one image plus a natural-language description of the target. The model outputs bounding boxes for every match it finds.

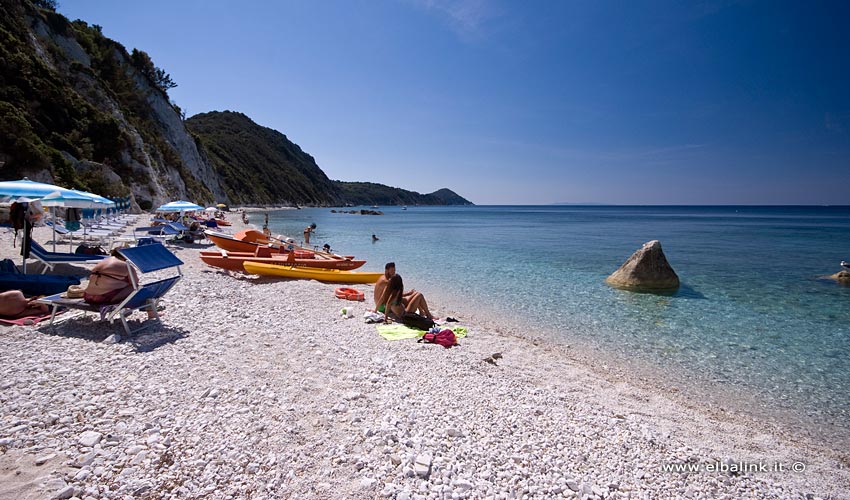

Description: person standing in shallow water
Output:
[304,223,316,245]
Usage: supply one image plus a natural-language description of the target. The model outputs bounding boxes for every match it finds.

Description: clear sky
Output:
[58,1,849,205]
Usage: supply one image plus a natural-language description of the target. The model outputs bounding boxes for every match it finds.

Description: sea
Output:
[261,205,850,445]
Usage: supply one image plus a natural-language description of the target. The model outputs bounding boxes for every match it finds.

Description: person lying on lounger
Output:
[84,251,138,305]
[0,290,48,318]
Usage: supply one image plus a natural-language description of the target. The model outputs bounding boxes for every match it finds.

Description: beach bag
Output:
[75,244,107,256]
[10,202,25,232]
[418,329,457,348]
[402,311,435,330]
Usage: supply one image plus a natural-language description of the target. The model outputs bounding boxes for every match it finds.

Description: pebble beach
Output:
[1,217,849,500]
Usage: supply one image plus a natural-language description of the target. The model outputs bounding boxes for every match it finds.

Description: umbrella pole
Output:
[51,207,57,252]
[21,216,27,274]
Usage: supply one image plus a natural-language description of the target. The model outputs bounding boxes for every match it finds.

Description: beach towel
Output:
[376,324,424,341]
[0,310,58,327]
[376,324,468,341]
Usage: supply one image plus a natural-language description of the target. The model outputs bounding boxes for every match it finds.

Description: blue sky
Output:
[59,1,849,205]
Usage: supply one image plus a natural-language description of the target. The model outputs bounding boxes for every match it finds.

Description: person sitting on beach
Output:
[377,275,406,323]
[377,274,435,323]
[375,264,435,320]
[0,290,48,318]
[374,262,403,308]
[374,262,423,309]
[84,251,137,305]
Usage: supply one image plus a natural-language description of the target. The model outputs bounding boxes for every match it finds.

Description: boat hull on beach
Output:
[243,261,382,284]
[206,230,282,253]
[199,251,366,272]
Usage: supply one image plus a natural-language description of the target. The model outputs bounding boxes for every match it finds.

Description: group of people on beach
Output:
[373,262,434,323]
[0,250,150,321]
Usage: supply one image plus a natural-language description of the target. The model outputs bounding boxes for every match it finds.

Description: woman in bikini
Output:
[377,274,434,323]
[84,253,137,304]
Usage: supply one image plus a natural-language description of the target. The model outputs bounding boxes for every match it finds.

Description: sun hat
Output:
[61,285,85,299]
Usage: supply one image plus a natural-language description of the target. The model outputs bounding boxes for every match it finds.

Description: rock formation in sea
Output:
[605,240,680,291]
[827,270,850,285]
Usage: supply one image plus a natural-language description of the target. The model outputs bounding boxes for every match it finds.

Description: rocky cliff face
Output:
[0,1,224,209]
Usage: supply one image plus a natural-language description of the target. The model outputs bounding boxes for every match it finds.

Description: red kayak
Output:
[200,238,366,271]
[206,230,283,253]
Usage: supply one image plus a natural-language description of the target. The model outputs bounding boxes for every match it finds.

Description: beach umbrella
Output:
[0,179,85,271]
[39,190,116,251]
[39,190,101,208]
[0,178,80,200]
[204,206,218,212]
[156,200,204,212]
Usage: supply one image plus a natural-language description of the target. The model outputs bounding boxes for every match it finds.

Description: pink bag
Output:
[419,329,457,348]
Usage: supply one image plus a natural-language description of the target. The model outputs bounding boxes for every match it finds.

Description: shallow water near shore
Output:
[262,205,850,445]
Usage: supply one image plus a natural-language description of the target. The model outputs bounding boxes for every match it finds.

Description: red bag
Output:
[419,329,457,348]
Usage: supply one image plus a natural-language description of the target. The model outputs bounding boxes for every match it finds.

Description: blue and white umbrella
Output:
[39,190,102,208]
[156,200,204,212]
[0,178,80,201]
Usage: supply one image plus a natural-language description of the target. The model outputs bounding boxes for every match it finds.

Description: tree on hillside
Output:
[154,67,177,91]
[130,48,178,95]
[33,0,58,10]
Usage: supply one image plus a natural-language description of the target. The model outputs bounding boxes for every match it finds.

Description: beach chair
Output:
[28,240,107,273]
[133,225,179,244]
[36,243,184,335]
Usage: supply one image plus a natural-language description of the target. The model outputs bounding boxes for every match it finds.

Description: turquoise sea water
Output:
[262,205,850,443]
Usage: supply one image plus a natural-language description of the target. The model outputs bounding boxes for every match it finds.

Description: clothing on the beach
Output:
[84,287,128,304]
[375,324,468,341]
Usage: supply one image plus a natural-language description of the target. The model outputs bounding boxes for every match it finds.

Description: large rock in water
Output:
[606,240,680,291]
[827,270,850,284]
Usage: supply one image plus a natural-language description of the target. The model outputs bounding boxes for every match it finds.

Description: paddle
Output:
[265,234,350,261]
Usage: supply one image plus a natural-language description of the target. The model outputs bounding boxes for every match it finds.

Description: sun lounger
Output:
[0,258,82,295]
[28,240,107,273]
[36,243,183,335]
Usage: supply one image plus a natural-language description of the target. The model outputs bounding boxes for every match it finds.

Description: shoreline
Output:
[1,219,848,498]
[427,283,850,448]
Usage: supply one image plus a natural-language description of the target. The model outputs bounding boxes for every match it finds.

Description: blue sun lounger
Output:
[36,243,184,335]
[29,240,107,273]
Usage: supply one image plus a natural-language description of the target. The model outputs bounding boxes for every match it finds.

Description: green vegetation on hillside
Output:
[187,111,342,206]
[188,111,472,206]
[0,1,123,191]
[333,182,472,206]
[0,0,207,202]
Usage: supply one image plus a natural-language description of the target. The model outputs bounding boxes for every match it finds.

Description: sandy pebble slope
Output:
[0,219,847,500]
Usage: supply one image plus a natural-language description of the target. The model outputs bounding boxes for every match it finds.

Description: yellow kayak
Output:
[243,261,382,284]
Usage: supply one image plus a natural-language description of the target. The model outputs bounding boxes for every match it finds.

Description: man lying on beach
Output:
[0,290,48,319]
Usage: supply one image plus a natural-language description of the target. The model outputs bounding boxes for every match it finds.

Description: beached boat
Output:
[243,261,382,284]
[199,250,366,272]
[206,230,282,253]
[234,229,356,260]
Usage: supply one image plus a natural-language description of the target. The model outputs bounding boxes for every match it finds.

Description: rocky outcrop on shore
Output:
[606,240,680,291]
